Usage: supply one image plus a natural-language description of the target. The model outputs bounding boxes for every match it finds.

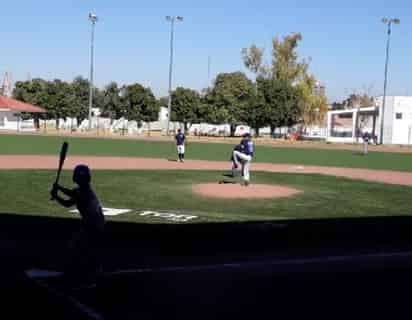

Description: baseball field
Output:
[1,133,412,223]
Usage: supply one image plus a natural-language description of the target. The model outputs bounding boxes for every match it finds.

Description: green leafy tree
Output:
[257,78,302,135]
[207,72,255,136]
[243,33,328,132]
[101,82,122,119]
[242,33,309,83]
[47,79,77,128]
[171,87,201,132]
[241,45,267,76]
[121,83,158,124]
[243,97,267,137]
[13,79,50,120]
[71,76,90,122]
[158,96,169,108]
[297,76,328,131]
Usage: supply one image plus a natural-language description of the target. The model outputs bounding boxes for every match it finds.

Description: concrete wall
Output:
[0,110,36,131]
[378,96,395,144]
[391,96,412,144]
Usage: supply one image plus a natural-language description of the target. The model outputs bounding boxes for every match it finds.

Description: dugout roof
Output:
[0,95,45,113]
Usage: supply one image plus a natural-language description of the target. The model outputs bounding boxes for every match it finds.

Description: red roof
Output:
[0,95,45,113]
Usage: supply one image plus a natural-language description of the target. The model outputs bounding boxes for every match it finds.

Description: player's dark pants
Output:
[64,226,104,280]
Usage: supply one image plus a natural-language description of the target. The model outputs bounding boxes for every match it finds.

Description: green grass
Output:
[1,134,412,171]
[1,170,412,223]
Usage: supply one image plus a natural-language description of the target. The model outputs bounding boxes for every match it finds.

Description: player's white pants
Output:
[363,141,368,155]
[233,151,252,181]
[177,145,185,154]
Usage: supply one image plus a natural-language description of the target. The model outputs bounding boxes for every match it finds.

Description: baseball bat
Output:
[51,142,69,200]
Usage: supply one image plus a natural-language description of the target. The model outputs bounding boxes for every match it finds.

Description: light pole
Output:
[88,11,98,131]
[380,17,400,144]
[166,16,184,135]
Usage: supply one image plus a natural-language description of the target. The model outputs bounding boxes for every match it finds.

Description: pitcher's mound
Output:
[193,183,301,199]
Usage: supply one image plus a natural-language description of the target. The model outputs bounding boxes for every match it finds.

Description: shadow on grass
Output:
[352,151,368,156]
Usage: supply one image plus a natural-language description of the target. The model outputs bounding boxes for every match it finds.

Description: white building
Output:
[327,96,412,145]
[0,95,45,131]
[377,96,412,145]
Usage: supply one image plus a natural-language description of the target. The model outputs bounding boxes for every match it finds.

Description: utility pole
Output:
[166,16,184,135]
[88,11,98,131]
[380,17,400,144]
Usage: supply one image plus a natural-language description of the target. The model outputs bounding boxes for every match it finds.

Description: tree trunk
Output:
[255,127,260,138]
[270,125,275,138]
[230,124,236,137]
[148,122,151,137]
[55,118,59,130]
[34,116,40,130]
[184,122,188,133]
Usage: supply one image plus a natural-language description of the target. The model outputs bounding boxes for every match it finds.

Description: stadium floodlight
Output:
[89,12,98,23]
[379,17,400,144]
[165,16,184,135]
[88,11,98,131]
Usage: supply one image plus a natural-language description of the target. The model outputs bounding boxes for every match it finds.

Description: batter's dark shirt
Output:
[74,186,105,234]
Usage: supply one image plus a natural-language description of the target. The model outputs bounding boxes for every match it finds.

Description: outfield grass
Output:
[1,134,412,171]
[1,170,412,223]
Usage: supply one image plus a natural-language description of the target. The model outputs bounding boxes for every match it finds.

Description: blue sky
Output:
[1,0,411,102]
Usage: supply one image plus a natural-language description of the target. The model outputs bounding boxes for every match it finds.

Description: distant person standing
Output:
[233,133,254,186]
[175,129,186,162]
[362,132,370,155]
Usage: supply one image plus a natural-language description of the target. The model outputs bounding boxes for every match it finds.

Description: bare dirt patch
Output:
[192,183,302,199]
[1,155,412,186]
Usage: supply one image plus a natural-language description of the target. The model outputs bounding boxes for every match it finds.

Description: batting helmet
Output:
[73,164,91,185]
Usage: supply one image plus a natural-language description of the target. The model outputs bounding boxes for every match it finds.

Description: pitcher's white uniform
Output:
[233,135,254,184]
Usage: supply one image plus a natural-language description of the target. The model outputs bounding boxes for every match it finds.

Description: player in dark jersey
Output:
[233,133,254,186]
[51,164,105,281]
[175,129,186,162]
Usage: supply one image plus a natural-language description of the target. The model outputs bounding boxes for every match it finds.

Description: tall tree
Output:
[171,87,201,132]
[13,79,50,118]
[271,33,309,83]
[71,76,90,122]
[241,45,266,76]
[257,78,302,135]
[101,82,122,119]
[207,72,255,136]
[47,79,76,128]
[297,76,329,130]
[158,96,169,108]
[243,97,267,137]
[121,83,158,124]
[242,33,309,83]
[243,33,327,133]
